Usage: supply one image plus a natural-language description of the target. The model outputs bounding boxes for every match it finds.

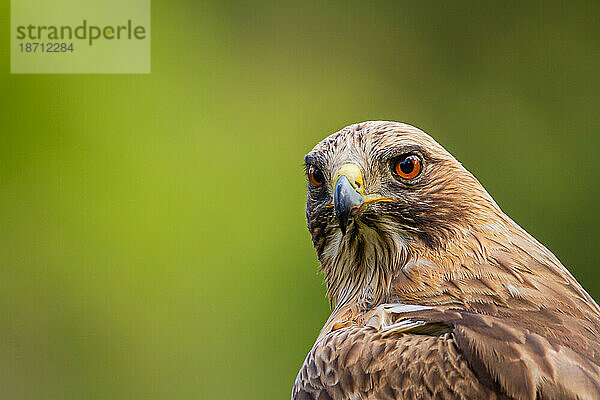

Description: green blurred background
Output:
[1,1,600,398]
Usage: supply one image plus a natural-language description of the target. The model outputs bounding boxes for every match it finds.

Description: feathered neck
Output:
[320,220,411,311]
[319,204,554,312]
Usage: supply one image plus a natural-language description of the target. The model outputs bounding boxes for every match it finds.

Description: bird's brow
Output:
[304,153,327,168]
[376,144,425,160]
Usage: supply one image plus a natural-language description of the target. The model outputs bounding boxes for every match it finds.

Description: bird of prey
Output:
[292,121,600,400]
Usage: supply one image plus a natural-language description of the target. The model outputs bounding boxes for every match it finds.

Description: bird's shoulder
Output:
[292,307,506,400]
[377,304,600,400]
[293,298,600,400]
[384,245,600,400]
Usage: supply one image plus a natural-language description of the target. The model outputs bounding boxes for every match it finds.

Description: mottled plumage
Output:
[292,121,600,400]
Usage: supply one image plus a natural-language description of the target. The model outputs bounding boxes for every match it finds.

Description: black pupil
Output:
[312,167,324,183]
[400,157,415,174]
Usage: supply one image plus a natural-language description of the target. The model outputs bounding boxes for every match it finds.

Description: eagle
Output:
[292,121,600,400]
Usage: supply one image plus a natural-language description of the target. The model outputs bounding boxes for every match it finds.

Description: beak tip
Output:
[334,175,364,236]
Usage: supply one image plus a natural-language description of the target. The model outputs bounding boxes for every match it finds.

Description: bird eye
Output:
[394,154,422,180]
[308,165,325,187]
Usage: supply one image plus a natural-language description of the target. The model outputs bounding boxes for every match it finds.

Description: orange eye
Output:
[308,165,325,187]
[394,154,422,180]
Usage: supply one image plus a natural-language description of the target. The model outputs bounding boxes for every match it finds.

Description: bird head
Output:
[305,121,504,305]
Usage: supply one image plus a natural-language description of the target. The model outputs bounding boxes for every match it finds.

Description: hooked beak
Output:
[333,164,365,235]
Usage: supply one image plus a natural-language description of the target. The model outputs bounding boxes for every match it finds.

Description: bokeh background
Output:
[1,1,600,399]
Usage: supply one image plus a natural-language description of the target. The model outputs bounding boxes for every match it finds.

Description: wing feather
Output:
[375,306,600,400]
[292,320,505,399]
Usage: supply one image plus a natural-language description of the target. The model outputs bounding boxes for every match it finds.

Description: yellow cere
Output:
[332,163,364,194]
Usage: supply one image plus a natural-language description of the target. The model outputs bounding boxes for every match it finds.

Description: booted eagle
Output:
[292,121,600,400]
